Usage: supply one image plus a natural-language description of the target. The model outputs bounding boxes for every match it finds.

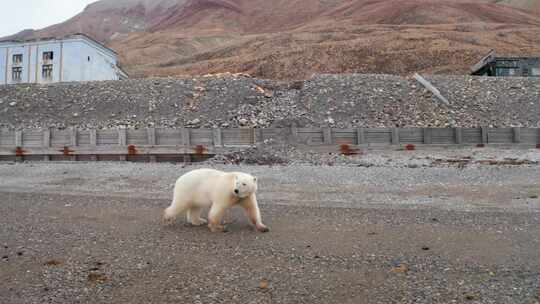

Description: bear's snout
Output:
[234,189,239,194]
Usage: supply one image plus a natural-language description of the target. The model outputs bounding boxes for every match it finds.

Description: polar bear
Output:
[163,168,269,233]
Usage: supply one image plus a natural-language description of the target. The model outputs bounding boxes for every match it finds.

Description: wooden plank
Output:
[15,130,23,162]
[118,129,127,161]
[513,127,521,144]
[0,145,248,156]
[487,128,513,144]
[182,129,191,146]
[291,125,299,142]
[190,129,213,143]
[156,129,183,145]
[96,130,119,146]
[127,129,148,145]
[357,128,366,145]
[213,128,223,147]
[481,127,488,144]
[423,128,432,144]
[391,128,399,145]
[431,128,455,144]
[323,128,332,145]
[462,128,482,144]
[455,128,463,144]
[253,129,262,144]
[332,129,356,144]
[15,130,22,147]
[21,130,43,147]
[520,128,539,143]
[398,128,423,144]
[43,128,51,161]
[70,127,77,161]
[147,128,157,162]
[90,129,97,161]
[70,127,77,146]
[0,129,15,146]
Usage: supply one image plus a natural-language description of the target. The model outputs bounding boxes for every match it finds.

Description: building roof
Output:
[0,33,117,57]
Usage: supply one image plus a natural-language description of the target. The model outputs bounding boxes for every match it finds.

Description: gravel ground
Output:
[1,74,539,130]
[1,154,540,303]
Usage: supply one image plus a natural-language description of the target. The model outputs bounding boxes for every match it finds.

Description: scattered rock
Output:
[259,279,269,290]
[87,272,108,284]
[391,264,409,273]
[464,293,477,301]
[44,259,63,266]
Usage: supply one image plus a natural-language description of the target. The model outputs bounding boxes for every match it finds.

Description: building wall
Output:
[494,58,540,77]
[0,47,7,84]
[62,40,118,82]
[0,37,121,85]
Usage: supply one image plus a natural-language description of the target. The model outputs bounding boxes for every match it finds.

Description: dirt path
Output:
[1,162,540,303]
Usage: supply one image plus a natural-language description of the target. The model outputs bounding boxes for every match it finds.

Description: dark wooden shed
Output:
[471,50,540,77]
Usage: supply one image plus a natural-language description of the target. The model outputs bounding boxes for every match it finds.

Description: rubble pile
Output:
[0,73,538,130]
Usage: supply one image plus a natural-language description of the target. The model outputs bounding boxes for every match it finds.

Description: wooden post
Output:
[512,127,521,144]
[182,128,191,163]
[454,127,463,144]
[391,128,400,145]
[118,129,127,161]
[253,128,262,145]
[15,130,23,162]
[213,128,223,147]
[90,129,97,161]
[323,128,332,145]
[70,127,77,161]
[357,128,366,145]
[182,128,191,147]
[290,125,298,143]
[43,128,51,161]
[147,128,157,163]
[481,127,488,144]
[423,128,432,145]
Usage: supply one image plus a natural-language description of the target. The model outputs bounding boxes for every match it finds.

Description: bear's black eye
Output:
[242,183,246,186]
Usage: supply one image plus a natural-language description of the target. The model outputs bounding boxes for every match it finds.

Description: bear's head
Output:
[233,173,258,198]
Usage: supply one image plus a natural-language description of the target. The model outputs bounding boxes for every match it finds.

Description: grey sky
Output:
[0,0,98,37]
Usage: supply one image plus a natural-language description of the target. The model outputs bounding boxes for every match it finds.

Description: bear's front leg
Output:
[240,194,269,233]
[208,204,228,233]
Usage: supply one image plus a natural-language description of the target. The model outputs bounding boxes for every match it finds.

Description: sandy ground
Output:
[1,157,540,303]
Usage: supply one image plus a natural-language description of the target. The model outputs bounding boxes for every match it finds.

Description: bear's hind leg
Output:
[163,199,189,224]
[208,204,227,232]
[187,207,207,226]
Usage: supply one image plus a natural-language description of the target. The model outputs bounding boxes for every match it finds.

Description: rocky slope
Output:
[2,0,540,80]
[0,74,538,130]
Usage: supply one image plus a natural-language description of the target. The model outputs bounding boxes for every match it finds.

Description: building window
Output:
[43,51,54,61]
[42,64,53,79]
[12,67,22,81]
[13,54,23,65]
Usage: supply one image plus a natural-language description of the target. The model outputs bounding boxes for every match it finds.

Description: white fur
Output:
[163,168,269,233]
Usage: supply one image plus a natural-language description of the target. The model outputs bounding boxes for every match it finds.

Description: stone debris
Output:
[0,74,538,130]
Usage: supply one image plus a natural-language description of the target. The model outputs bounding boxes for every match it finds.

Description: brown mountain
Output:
[4,0,540,80]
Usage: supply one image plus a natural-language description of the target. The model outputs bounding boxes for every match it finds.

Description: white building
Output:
[0,34,127,85]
